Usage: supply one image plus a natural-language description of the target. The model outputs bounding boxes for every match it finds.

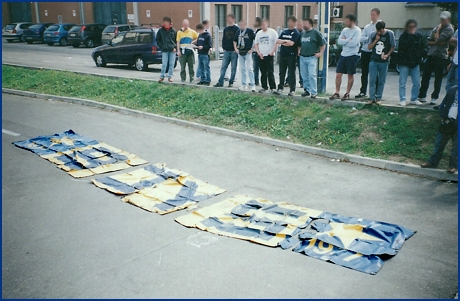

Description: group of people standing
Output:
[331,8,457,107]
[155,14,328,97]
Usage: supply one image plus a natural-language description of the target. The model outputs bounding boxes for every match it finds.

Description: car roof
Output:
[132,28,158,33]
[106,24,135,27]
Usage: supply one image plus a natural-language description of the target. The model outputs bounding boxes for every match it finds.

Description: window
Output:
[231,5,243,23]
[138,32,152,43]
[215,4,227,29]
[118,26,130,32]
[302,6,311,19]
[123,31,137,44]
[260,5,270,20]
[284,6,294,28]
[63,25,73,31]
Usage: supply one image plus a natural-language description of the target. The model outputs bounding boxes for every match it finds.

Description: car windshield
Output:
[5,24,16,30]
[29,25,41,29]
[46,25,59,31]
[111,33,125,45]
[103,26,116,33]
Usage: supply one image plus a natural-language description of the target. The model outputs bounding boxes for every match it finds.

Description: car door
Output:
[116,31,138,64]
[103,32,125,63]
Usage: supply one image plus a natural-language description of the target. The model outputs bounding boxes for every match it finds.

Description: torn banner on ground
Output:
[175,195,415,274]
[13,130,147,178]
[92,164,187,195]
[117,173,226,215]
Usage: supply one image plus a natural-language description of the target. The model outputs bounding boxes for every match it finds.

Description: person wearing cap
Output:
[418,11,454,105]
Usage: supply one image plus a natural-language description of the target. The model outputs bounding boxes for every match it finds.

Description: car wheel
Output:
[59,38,68,46]
[86,39,94,48]
[95,54,107,67]
[6,39,13,43]
[135,56,148,71]
[26,41,33,44]
[72,43,80,48]
[47,42,54,46]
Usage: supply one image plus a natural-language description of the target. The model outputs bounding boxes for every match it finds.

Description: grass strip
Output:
[2,64,448,167]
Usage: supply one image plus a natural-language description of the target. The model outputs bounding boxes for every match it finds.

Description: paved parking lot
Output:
[2,39,448,106]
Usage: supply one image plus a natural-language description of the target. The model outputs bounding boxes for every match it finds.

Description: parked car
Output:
[68,23,107,48]
[23,23,55,44]
[2,22,33,42]
[91,28,178,71]
[101,24,137,45]
[43,23,76,46]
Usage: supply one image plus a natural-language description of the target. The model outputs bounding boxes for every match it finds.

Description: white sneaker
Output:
[238,85,248,91]
[251,86,256,92]
[410,100,423,105]
[400,101,406,106]
[418,97,426,103]
[430,98,438,105]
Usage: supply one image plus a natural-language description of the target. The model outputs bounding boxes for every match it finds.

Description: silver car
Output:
[2,22,33,42]
[101,24,137,45]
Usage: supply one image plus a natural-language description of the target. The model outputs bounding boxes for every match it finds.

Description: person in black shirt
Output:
[252,17,262,86]
[196,23,212,85]
[275,16,301,96]
[398,19,425,106]
[214,14,239,87]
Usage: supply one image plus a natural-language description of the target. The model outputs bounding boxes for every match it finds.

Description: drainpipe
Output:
[246,2,249,22]
[295,3,298,19]
[79,2,85,24]
[255,3,258,17]
[133,2,139,26]
[34,2,40,23]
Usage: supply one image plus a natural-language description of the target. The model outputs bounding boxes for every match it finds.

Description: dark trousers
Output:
[278,54,297,92]
[428,128,458,168]
[253,52,260,85]
[359,51,376,94]
[285,56,303,87]
[258,55,276,90]
[419,56,447,100]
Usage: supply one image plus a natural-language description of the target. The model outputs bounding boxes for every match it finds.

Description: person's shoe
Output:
[447,167,458,173]
[329,93,340,100]
[433,105,440,110]
[251,86,256,92]
[273,89,282,95]
[418,97,426,103]
[284,82,290,87]
[288,91,295,96]
[410,100,423,105]
[376,100,382,105]
[259,88,268,93]
[213,83,223,87]
[238,85,248,91]
[341,93,351,101]
[204,82,210,86]
[271,89,278,94]
[311,94,317,99]
[400,101,406,106]
[197,81,204,85]
[158,78,165,82]
[421,162,434,168]
[301,91,310,97]
[430,98,438,105]
[366,100,375,105]
[168,78,173,83]
[181,79,185,84]
[355,92,366,98]
[255,82,260,86]
[228,83,234,88]
[190,79,195,84]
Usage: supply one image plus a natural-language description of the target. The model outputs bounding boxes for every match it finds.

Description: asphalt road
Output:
[1,39,448,106]
[2,93,458,298]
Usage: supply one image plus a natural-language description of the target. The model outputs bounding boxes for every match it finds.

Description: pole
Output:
[133,2,140,26]
[79,2,85,24]
[213,26,220,60]
[34,2,40,23]
[317,2,330,94]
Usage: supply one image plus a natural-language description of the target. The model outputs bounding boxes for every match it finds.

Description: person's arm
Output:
[359,24,369,43]
[382,31,396,60]
[155,30,163,48]
[398,34,408,52]
[176,40,181,57]
[337,30,348,45]
[346,29,361,48]
[269,31,278,56]
[449,30,458,48]
[367,33,379,50]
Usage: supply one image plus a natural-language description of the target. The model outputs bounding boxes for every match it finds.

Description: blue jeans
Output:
[299,56,318,95]
[446,63,458,92]
[429,130,458,168]
[198,54,211,83]
[369,61,389,100]
[399,65,420,101]
[238,53,254,87]
[218,51,238,85]
[160,51,176,79]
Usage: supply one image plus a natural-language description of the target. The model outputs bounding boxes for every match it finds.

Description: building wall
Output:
[357,2,441,31]
[36,2,81,24]
[136,2,201,30]
[2,2,11,26]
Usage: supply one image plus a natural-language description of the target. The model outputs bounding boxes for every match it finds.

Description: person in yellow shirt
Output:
[176,19,199,83]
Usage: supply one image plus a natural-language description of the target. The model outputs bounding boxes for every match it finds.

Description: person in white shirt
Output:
[329,14,361,101]
[254,18,278,93]
[356,8,381,98]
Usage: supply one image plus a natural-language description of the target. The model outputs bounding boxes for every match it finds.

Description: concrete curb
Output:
[2,63,434,112]
[3,87,457,182]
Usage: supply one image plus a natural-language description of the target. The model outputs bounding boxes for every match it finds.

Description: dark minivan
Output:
[91,28,177,71]
[23,23,55,43]
[68,24,107,48]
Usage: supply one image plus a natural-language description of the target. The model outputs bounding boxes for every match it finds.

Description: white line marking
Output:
[2,129,20,136]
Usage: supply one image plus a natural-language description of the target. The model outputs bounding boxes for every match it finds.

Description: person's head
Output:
[162,16,172,27]
[261,18,270,30]
[287,16,297,29]
[302,18,314,31]
[370,8,380,23]
[196,23,204,34]
[344,14,357,28]
[202,19,209,29]
[375,20,386,35]
[405,19,417,34]
[226,14,236,26]
[296,19,303,31]
[239,19,247,30]
[254,17,262,28]
[182,19,189,29]
[440,11,451,26]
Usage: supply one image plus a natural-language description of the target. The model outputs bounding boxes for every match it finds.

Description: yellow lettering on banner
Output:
[305,238,318,249]
[313,240,333,254]
[343,253,363,262]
